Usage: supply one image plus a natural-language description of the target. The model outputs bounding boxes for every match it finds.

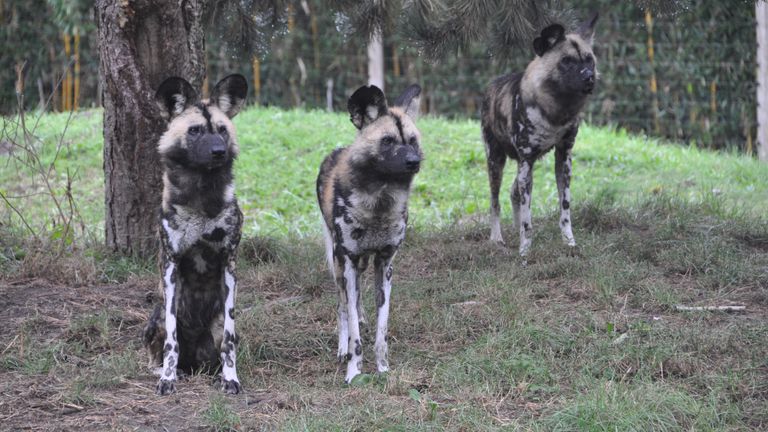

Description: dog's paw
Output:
[156,379,176,395]
[566,244,580,257]
[221,379,241,395]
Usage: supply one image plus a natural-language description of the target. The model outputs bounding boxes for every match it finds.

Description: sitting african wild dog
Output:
[143,74,247,395]
[317,84,422,383]
[482,14,599,257]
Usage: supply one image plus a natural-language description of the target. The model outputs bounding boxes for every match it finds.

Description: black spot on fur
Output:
[523,222,531,231]
[164,343,173,353]
[376,287,385,308]
[228,308,235,320]
[354,339,362,356]
[203,227,226,242]
[351,228,365,240]
[562,199,570,210]
[386,265,393,281]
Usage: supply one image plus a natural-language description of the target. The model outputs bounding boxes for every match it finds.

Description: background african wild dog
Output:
[482,14,599,257]
[142,74,247,395]
[317,84,422,383]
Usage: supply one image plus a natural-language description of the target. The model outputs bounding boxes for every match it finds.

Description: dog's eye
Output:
[381,136,396,147]
[188,125,202,135]
[218,125,228,135]
[408,136,418,147]
[560,56,576,66]
[584,55,594,65]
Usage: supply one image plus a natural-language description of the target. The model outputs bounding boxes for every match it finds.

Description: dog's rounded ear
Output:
[156,77,198,120]
[577,12,599,44]
[393,84,421,120]
[348,85,387,130]
[533,23,566,57]
[210,74,248,118]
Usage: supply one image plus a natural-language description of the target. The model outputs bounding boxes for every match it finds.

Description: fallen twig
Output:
[674,305,746,312]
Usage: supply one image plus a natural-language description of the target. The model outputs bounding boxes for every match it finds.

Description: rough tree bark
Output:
[95,0,206,256]
[367,28,384,91]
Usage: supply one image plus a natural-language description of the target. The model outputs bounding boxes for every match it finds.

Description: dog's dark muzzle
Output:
[405,154,421,173]
[582,69,595,94]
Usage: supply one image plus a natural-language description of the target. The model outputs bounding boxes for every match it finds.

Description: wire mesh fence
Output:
[1,0,758,152]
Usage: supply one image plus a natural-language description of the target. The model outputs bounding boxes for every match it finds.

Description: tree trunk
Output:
[95,0,206,256]
[757,1,768,161]
[367,28,384,91]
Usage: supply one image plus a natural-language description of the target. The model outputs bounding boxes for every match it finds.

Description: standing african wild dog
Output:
[482,14,599,257]
[142,74,247,395]
[317,84,422,383]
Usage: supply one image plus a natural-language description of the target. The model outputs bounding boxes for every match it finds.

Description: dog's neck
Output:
[162,161,235,218]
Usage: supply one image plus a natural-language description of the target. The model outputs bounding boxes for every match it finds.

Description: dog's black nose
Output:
[405,154,421,171]
[211,145,226,158]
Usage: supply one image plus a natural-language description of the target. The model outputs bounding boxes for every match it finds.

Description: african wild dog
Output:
[482,14,599,257]
[142,74,247,395]
[317,84,422,383]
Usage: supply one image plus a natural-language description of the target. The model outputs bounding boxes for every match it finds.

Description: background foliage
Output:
[0,0,758,151]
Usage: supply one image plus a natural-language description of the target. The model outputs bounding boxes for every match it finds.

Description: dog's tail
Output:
[321,220,336,280]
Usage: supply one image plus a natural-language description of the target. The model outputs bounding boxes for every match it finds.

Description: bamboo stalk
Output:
[74,29,80,111]
[645,11,660,134]
[310,11,320,69]
[287,4,294,33]
[62,32,72,112]
[392,44,400,77]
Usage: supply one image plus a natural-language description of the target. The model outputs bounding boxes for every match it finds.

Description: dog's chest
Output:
[162,204,240,256]
[513,104,574,157]
[334,189,408,254]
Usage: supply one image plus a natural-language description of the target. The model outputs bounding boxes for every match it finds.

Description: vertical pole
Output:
[645,11,660,135]
[757,1,768,160]
[74,29,80,111]
[367,28,384,91]
[63,32,72,112]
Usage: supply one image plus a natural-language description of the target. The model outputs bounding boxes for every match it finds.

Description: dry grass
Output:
[1,196,767,430]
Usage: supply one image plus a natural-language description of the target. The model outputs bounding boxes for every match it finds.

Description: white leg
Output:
[374,254,395,373]
[343,256,363,383]
[555,147,576,247]
[516,160,534,257]
[334,256,349,362]
[157,260,179,395]
[219,265,241,394]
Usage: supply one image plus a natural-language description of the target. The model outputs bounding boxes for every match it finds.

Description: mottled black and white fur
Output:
[316,84,422,383]
[143,74,247,395]
[482,14,599,257]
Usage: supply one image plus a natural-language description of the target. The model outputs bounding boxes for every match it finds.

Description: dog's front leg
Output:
[157,253,180,395]
[516,159,535,257]
[555,145,576,247]
[219,256,241,394]
[342,255,363,383]
[373,252,395,373]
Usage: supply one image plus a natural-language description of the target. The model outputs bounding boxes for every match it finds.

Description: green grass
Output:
[1,108,767,430]
[2,107,767,238]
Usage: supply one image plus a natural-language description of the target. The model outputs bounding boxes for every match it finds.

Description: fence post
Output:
[757,1,768,161]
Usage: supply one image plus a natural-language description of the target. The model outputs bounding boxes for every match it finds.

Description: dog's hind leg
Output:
[485,136,507,244]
